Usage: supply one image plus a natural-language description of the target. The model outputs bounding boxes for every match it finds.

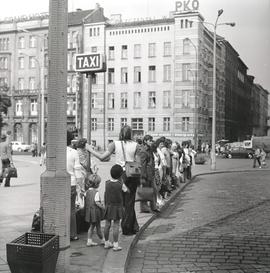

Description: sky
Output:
[1,0,270,92]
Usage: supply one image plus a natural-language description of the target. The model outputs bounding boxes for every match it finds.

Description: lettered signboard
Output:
[75,53,106,73]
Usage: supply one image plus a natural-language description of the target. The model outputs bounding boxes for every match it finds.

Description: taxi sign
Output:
[75,53,106,73]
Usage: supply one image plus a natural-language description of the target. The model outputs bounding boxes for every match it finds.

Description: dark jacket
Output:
[139,144,155,187]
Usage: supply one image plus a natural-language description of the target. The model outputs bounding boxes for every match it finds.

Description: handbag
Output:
[3,166,18,178]
[135,185,154,202]
[121,141,141,178]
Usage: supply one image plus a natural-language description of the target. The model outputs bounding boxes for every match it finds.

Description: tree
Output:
[0,85,12,134]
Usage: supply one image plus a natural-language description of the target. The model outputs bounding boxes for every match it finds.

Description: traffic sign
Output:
[75,53,106,73]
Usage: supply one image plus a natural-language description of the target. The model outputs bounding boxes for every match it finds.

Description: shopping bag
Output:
[135,186,154,202]
[3,166,18,178]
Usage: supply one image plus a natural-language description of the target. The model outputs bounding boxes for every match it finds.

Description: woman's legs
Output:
[112,220,122,251]
[70,186,78,239]
[104,220,113,248]
[95,221,103,240]
[122,176,139,235]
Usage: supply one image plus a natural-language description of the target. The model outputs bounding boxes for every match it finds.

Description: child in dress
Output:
[103,164,125,251]
[85,173,105,246]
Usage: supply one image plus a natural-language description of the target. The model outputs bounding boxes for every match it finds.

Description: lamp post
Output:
[185,38,198,150]
[210,9,235,170]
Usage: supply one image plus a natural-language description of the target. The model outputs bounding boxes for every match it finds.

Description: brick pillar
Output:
[40,0,70,272]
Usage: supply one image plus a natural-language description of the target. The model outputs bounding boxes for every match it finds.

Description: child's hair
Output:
[85,173,101,190]
[110,164,124,180]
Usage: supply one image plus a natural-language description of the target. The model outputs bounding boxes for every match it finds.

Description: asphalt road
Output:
[126,170,270,273]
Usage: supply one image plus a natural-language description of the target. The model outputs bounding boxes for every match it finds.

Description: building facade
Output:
[0,3,268,149]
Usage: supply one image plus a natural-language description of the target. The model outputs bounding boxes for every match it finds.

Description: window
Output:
[121,45,128,59]
[131,118,143,130]
[108,46,115,60]
[30,99,38,115]
[134,92,141,108]
[182,63,191,81]
[67,98,76,116]
[0,38,9,51]
[183,39,190,54]
[121,118,127,127]
[18,78,24,90]
[134,44,141,58]
[29,57,36,68]
[182,90,190,107]
[91,46,97,53]
[91,93,97,109]
[134,66,141,83]
[15,100,23,116]
[18,57,24,69]
[108,118,114,131]
[164,42,171,56]
[148,65,156,82]
[148,117,155,131]
[71,75,76,93]
[29,77,35,90]
[120,92,128,109]
[44,75,48,90]
[108,68,115,84]
[29,36,36,48]
[44,34,48,48]
[108,93,115,109]
[18,37,25,49]
[163,65,171,81]
[72,31,78,48]
[163,117,170,131]
[182,117,190,131]
[91,118,97,131]
[148,43,156,57]
[148,91,156,108]
[0,57,8,69]
[44,54,48,67]
[121,67,128,83]
[163,91,171,108]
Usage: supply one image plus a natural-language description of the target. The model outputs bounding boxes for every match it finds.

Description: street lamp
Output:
[211,10,235,170]
[185,38,198,150]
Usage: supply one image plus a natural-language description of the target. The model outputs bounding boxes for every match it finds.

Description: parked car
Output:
[11,141,31,152]
[222,147,253,159]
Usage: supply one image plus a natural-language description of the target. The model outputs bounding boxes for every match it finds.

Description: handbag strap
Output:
[120,141,127,163]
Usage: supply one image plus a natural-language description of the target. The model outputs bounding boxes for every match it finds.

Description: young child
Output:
[103,164,125,251]
[84,173,105,246]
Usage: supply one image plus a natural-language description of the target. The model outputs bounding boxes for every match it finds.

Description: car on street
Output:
[11,141,31,152]
[222,146,253,159]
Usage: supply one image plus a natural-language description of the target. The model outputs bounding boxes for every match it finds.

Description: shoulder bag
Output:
[121,141,141,178]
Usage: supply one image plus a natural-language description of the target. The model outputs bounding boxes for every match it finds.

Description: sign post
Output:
[75,53,106,169]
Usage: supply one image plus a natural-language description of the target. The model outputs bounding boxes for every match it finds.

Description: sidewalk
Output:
[0,156,268,273]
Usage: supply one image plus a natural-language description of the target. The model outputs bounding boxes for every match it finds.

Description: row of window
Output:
[17,34,48,49]
[106,91,171,109]
[14,98,76,117]
[108,25,170,36]
[107,64,172,83]
[91,116,190,132]
[108,42,172,60]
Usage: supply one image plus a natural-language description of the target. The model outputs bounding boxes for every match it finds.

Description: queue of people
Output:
[65,125,197,250]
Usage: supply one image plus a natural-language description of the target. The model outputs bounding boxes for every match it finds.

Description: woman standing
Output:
[86,125,141,235]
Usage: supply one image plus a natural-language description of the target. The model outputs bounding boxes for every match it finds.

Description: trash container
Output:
[6,232,59,273]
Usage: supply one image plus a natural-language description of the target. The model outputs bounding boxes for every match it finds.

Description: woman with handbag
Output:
[0,132,14,187]
[86,125,141,235]
[138,135,160,213]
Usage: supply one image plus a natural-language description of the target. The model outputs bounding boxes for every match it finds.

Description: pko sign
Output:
[175,0,199,13]
[75,53,106,73]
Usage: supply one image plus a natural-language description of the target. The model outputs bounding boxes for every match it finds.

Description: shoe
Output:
[140,210,151,213]
[113,246,122,251]
[104,241,113,249]
[152,209,160,213]
[70,236,79,241]
[86,241,98,247]
[100,239,105,245]
[259,166,262,169]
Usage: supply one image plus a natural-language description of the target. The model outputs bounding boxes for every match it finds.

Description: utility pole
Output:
[40,0,70,272]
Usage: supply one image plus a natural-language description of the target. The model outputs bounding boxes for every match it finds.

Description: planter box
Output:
[6,232,59,273]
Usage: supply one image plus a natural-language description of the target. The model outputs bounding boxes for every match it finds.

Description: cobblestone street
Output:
[127,170,270,273]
